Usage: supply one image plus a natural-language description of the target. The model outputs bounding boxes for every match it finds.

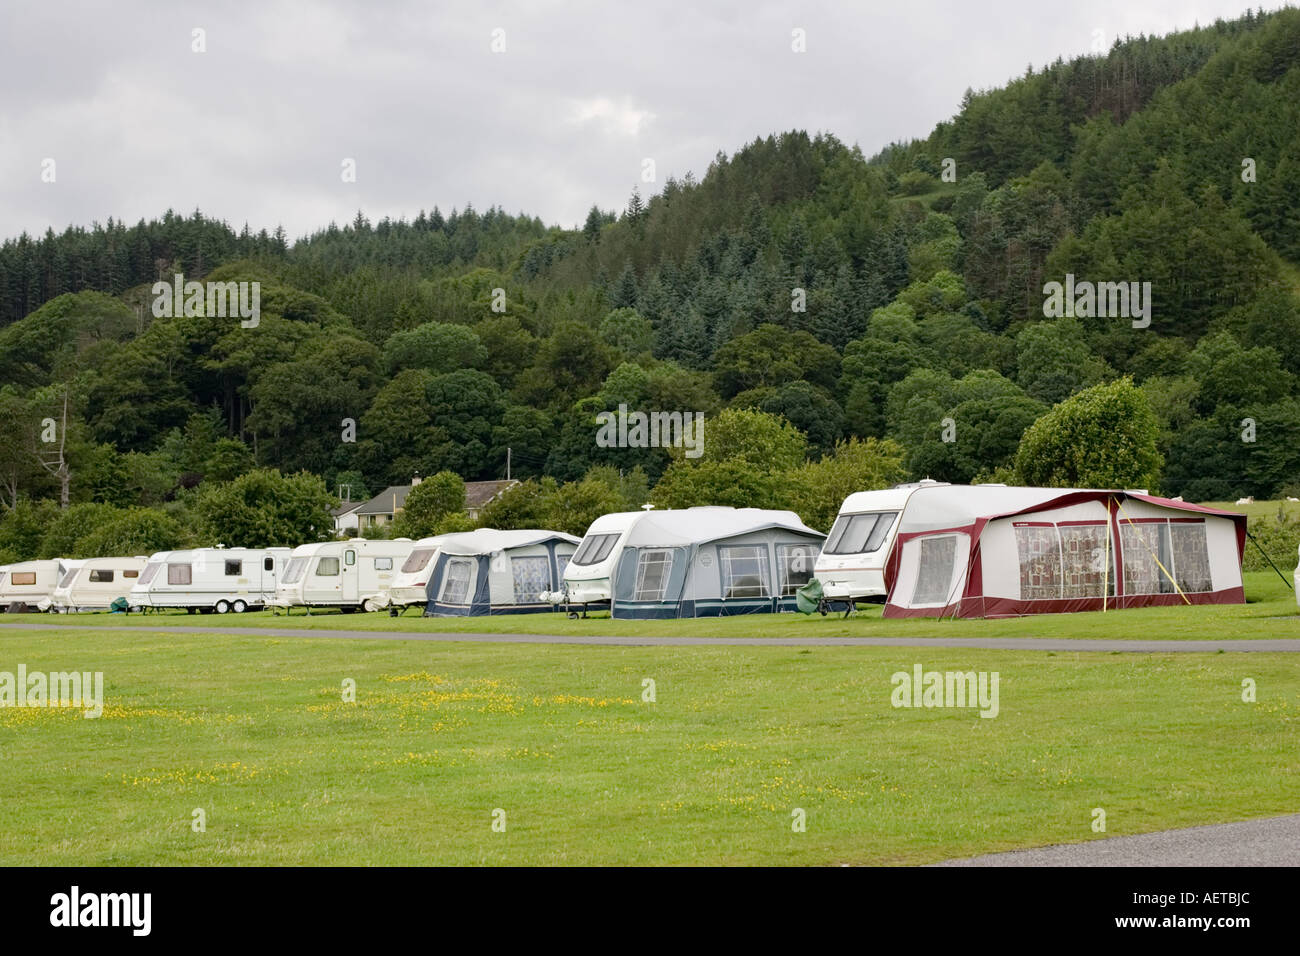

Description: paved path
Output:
[934,813,1300,866]
[2,621,1298,651]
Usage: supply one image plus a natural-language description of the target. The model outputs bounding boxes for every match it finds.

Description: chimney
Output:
[411,472,422,487]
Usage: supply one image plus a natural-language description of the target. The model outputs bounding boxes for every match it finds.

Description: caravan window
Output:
[720,546,770,599]
[402,549,435,573]
[556,554,571,578]
[139,563,161,585]
[824,512,898,555]
[315,557,340,577]
[634,550,674,601]
[0,572,6,587]
[1170,522,1212,593]
[511,556,550,603]
[263,557,274,572]
[778,544,820,596]
[572,533,620,566]
[11,572,36,586]
[124,569,139,578]
[1059,524,1115,599]
[167,564,192,585]
[224,560,242,576]
[911,536,958,605]
[374,557,393,571]
[1121,522,1176,595]
[441,560,474,604]
[345,550,356,567]
[89,569,115,583]
[283,558,308,585]
[58,567,80,588]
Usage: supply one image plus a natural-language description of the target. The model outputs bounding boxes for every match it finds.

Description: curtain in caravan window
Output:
[1120,522,1174,595]
[777,543,820,595]
[89,569,115,583]
[315,557,340,577]
[167,564,192,585]
[1059,525,1115,599]
[511,556,550,603]
[634,550,674,601]
[139,563,161,585]
[1170,522,1212,593]
[720,546,770,599]
[911,536,957,605]
[1014,525,1060,600]
[441,560,474,604]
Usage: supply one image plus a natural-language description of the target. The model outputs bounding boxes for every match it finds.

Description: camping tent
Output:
[563,507,825,619]
[424,529,580,616]
[859,485,1244,618]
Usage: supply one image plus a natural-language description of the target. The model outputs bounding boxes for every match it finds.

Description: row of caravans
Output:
[0,483,1250,620]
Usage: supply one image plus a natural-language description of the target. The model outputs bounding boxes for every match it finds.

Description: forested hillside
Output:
[3,6,1300,562]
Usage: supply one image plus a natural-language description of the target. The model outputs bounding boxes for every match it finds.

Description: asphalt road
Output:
[934,813,1300,866]
[2,620,1298,651]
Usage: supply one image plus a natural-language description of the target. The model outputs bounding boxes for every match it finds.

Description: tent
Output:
[424,529,580,616]
[862,485,1245,618]
[564,507,824,619]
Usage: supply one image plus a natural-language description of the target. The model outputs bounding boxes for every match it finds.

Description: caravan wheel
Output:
[232,600,248,614]
[215,600,230,614]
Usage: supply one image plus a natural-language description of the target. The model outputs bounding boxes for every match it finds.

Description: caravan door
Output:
[341,548,359,603]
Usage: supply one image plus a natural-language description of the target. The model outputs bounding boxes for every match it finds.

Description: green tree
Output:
[77,508,188,557]
[193,469,336,547]
[392,472,467,539]
[1013,379,1162,489]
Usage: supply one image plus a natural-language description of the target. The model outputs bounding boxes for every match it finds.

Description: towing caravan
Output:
[554,507,825,619]
[386,535,454,611]
[0,559,83,611]
[815,482,1246,618]
[131,547,292,613]
[51,556,148,612]
[812,481,939,605]
[274,538,414,612]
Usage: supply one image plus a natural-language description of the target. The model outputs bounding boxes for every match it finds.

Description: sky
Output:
[0,0,1284,241]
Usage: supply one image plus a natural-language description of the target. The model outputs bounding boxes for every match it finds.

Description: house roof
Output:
[331,500,364,518]
[465,479,518,510]
[354,485,412,516]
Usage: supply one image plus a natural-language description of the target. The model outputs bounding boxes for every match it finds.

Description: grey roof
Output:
[354,485,412,517]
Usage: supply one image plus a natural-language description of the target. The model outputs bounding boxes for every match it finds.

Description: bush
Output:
[1244,511,1300,572]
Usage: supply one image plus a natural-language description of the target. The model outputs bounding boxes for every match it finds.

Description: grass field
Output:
[3,560,1297,866]
[0,625,1296,865]
[22,570,1298,640]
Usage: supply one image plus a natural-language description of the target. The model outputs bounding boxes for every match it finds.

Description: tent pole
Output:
[1102,498,1111,613]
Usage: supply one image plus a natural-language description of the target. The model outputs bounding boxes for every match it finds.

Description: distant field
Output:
[0,626,1296,865]
[18,571,1296,640]
[1202,499,1300,522]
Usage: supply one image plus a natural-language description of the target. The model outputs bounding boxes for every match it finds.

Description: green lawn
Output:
[0,626,1296,865]
[24,570,1298,640]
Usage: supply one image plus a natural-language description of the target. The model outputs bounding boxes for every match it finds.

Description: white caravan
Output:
[132,547,293,613]
[0,559,85,611]
[0,559,84,611]
[386,535,454,611]
[274,538,414,612]
[812,482,934,604]
[52,556,148,612]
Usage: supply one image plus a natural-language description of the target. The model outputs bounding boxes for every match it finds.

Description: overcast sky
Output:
[0,0,1282,242]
